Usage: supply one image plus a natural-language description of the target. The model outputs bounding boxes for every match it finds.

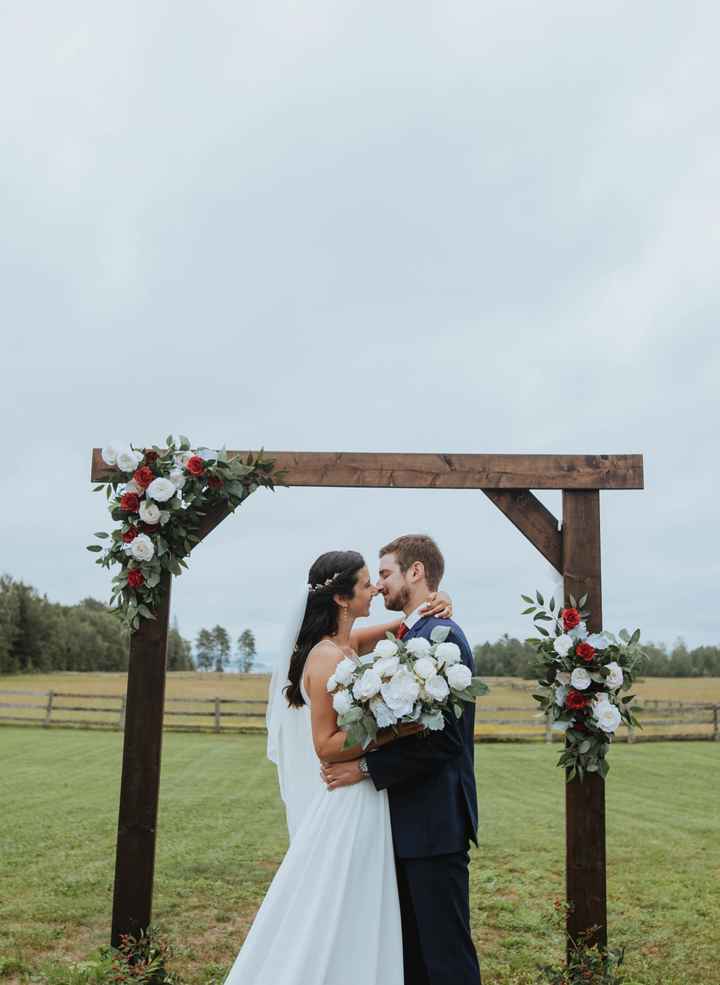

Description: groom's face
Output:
[377,553,411,612]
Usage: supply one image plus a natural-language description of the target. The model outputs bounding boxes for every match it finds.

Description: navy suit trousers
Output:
[395,848,481,985]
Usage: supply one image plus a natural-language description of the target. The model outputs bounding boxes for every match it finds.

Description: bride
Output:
[222,549,452,985]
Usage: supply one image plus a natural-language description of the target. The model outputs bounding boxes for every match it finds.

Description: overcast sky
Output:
[2,2,718,664]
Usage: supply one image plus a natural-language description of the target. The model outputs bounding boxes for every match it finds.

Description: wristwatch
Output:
[358,757,369,776]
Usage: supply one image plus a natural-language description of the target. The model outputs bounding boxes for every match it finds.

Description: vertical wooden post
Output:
[562,490,607,954]
[214,697,222,733]
[713,706,719,741]
[44,690,54,727]
[111,572,172,948]
[118,694,127,732]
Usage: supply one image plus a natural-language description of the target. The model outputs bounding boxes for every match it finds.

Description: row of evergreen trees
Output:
[2,575,717,678]
[194,626,257,672]
[472,633,720,678]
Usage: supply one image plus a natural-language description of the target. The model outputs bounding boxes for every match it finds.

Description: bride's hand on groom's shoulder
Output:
[421,591,452,620]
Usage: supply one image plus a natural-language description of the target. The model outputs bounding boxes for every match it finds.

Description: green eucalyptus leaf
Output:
[86,544,103,552]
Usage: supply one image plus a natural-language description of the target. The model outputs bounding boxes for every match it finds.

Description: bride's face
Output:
[346,565,378,619]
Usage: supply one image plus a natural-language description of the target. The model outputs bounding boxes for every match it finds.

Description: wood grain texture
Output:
[562,490,607,954]
[110,571,172,947]
[91,450,644,489]
[483,489,562,571]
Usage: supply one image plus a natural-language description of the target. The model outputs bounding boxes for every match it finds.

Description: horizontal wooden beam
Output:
[483,489,562,571]
[91,450,644,490]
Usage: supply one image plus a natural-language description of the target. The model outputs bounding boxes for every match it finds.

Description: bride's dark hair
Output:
[285,550,365,708]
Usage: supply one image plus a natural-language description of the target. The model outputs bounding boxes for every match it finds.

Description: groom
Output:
[321,534,481,985]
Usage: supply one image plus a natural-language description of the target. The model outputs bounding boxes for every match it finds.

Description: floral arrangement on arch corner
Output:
[522,590,645,782]
[88,437,283,631]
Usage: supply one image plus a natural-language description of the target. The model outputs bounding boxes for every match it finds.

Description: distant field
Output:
[1,728,718,985]
[0,672,718,739]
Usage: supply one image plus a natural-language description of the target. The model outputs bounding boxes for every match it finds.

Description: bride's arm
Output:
[306,646,367,763]
[350,590,454,656]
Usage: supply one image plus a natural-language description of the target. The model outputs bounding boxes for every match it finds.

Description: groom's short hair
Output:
[379,535,445,591]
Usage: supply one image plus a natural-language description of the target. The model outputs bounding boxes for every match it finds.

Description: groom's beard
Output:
[383,586,410,612]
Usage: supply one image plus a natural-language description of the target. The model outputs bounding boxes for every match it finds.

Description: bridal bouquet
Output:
[327,627,489,750]
[522,591,645,781]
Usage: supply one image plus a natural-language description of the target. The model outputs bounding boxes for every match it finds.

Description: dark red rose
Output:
[143,450,159,464]
[562,607,581,630]
[133,466,155,488]
[127,569,144,589]
[576,641,596,663]
[120,492,140,513]
[565,689,590,711]
[121,526,139,543]
[208,474,224,489]
[140,522,159,533]
[186,455,205,476]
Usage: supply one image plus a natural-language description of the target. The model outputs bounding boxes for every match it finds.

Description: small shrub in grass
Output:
[37,927,182,985]
[537,901,626,985]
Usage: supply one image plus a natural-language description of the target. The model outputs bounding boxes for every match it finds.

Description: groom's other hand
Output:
[320,760,366,790]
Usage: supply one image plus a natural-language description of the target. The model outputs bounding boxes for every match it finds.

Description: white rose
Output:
[370,695,397,728]
[570,667,592,690]
[381,668,420,717]
[352,668,382,701]
[413,656,437,681]
[101,442,121,466]
[375,639,399,658]
[555,671,571,685]
[373,655,400,679]
[569,621,588,641]
[405,637,431,656]
[325,673,338,692]
[332,689,353,715]
[334,657,356,686]
[359,651,375,665]
[593,691,610,705]
[129,534,155,562]
[553,634,574,657]
[604,661,624,690]
[555,685,569,706]
[424,674,450,701]
[434,642,461,668]
[116,447,143,473]
[139,500,161,524]
[168,469,186,491]
[447,663,472,691]
[146,477,176,503]
[594,701,622,733]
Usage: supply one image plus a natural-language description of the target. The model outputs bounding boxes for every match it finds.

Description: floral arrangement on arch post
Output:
[522,591,645,781]
[88,437,283,631]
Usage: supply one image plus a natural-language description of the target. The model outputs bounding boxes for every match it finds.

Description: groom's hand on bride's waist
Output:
[320,759,368,790]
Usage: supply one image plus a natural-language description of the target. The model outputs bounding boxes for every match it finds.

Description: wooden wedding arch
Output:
[90,450,644,953]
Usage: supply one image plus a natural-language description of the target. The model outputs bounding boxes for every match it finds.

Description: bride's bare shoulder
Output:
[306,640,343,671]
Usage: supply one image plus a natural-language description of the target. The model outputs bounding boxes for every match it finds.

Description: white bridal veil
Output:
[266,592,325,840]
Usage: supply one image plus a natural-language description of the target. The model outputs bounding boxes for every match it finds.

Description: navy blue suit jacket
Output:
[366,615,478,859]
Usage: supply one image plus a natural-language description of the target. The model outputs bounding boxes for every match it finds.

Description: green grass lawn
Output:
[1,728,718,985]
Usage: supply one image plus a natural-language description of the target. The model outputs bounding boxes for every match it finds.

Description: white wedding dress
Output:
[223,673,404,985]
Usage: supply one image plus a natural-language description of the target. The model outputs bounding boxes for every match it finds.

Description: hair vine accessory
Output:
[307,571,342,594]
